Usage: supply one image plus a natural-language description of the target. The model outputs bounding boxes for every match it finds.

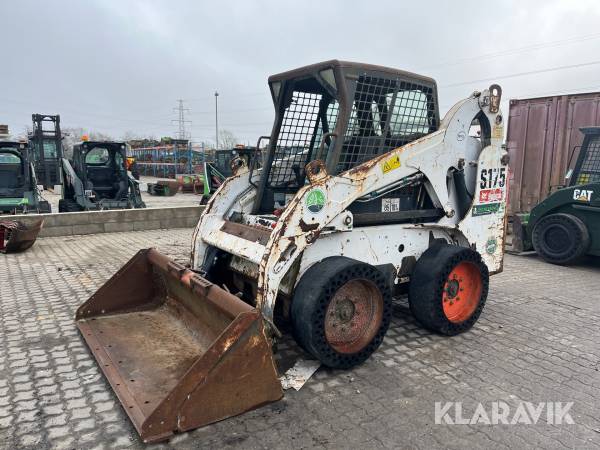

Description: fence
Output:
[129,144,206,179]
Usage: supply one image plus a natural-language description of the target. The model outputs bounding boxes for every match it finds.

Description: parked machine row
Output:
[0,119,146,215]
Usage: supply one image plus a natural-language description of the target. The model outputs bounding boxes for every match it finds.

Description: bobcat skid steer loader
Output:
[76,61,508,442]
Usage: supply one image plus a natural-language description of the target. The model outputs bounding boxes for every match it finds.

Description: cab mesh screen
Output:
[577,135,600,184]
[337,76,437,172]
[268,92,339,188]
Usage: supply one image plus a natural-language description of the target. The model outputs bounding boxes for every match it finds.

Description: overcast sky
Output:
[2,0,600,145]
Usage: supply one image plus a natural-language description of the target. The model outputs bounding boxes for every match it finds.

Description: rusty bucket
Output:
[75,249,282,443]
[0,219,44,253]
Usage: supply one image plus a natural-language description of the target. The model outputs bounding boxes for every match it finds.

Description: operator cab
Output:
[253,60,440,215]
[72,141,129,201]
[0,142,30,196]
[566,127,600,186]
[0,142,27,194]
[214,146,258,177]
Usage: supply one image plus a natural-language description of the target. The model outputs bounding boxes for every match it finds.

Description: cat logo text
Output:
[573,189,594,202]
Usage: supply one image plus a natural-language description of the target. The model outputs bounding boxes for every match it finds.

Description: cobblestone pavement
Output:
[1,229,599,449]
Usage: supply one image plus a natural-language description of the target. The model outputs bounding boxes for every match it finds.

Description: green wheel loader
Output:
[513,127,600,264]
[0,140,51,215]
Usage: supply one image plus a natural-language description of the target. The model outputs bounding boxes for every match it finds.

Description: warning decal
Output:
[479,188,503,204]
[381,154,401,174]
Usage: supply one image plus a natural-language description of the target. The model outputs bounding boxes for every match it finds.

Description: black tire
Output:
[291,257,392,369]
[532,213,590,265]
[58,199,83,213]
[409,244,489,336]
[37,201,51,214]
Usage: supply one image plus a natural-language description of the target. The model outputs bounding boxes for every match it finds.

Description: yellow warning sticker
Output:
[492,125,503,139]
[381,154,401,174]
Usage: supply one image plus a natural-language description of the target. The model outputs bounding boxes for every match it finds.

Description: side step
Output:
[75,248,282,443]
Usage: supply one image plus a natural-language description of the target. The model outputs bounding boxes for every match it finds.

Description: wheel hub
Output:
[324,279,384,354]
[445,279,460,299]
[544,225,569,253]
[442,262,482,323]
[335,298,356,323]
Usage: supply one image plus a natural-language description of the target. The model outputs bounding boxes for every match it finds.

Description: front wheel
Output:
[409,244,489,335]
[291,257,392,369]
[532,213,590,265]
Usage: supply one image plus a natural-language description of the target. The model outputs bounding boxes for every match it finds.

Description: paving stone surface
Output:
[1,229,599,449]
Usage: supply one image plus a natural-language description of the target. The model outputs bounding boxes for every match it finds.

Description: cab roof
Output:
[77,141,126,147]
[268,59,436,86]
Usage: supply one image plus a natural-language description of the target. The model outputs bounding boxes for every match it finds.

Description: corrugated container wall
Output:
[507,91,600,214]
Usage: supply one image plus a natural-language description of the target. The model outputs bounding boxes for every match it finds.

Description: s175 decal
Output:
[480,167,506,189]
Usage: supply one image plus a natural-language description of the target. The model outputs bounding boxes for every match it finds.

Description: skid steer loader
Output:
[512,126,600,264]
[0,139,51,214]
[76,61,508,443]
[60,140,145,211]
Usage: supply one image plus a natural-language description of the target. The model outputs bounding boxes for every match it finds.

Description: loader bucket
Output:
[0,219,44,253]
[75,248,282,443]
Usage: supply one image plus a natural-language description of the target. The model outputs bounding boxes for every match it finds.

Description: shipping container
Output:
[506,91,600,214]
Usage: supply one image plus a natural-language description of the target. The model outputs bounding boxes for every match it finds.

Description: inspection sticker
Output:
[381,154,401,174]
[382,198,400,213]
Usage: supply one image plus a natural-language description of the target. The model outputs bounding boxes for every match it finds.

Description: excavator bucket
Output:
[75,248,282,443]
[0,219,44,253]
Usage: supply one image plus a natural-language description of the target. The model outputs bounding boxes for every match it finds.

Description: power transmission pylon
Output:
[172,99,192,140]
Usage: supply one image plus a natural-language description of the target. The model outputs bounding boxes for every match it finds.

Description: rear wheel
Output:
[291,257,392,369]
[409,244,488,335]
[58,199,83,213]
[532,213,590,265]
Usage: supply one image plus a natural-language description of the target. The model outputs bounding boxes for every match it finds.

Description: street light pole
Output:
[214,91,219,150]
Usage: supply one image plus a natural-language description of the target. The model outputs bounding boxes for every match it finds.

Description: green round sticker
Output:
[306,189,326,213]
[486,238,497,254]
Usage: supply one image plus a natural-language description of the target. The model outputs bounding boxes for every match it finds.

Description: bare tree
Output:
[61,127,114,159]
[121,130,139,141]
[218,129,238,149]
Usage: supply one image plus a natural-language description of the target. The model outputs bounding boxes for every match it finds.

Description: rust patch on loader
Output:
[75,248,282,443]
[0,219,44,253]
[299,219,319,232]
[221,220,271,245]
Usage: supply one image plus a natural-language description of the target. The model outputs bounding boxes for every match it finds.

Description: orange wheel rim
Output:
[442,261,482,323]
